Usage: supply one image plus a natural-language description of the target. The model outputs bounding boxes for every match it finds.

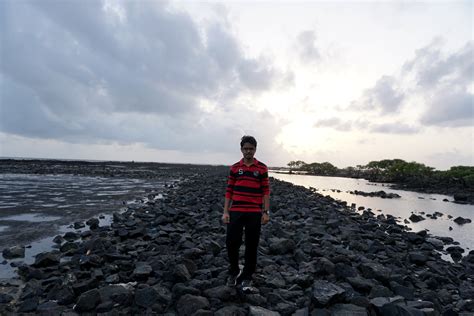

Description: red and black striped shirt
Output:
[225,158,270,212]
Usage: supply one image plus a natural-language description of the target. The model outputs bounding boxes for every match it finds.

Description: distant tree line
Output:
[286,159,474,191]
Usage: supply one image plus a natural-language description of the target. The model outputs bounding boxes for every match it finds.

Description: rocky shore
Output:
[390,183,474,205]
[1,166,473,315]
[350,190,401,199]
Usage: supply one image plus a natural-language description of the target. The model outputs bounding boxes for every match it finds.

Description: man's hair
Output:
[240,135,257,148]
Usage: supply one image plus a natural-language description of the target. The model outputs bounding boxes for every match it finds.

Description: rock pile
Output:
[1,170,473,315]
[350,190,401,199]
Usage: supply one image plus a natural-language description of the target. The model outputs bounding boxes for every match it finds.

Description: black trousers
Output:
[226,211,262,280]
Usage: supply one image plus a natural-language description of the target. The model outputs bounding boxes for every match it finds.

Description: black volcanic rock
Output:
[409,214,425,222]
[86,217,100,229]
[453,216,471,225]
[176,294,210,316]
[74,289,101,312]
[134,286,158,308]
[2,246,25,259]
[312,280,346,307]
[352,190,401,199]
[5,164,473,315]
[33,252,60,267]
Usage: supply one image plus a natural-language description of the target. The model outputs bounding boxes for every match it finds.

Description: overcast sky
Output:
[1,0,472,169]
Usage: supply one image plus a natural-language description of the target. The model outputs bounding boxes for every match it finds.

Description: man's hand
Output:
[222,211,230,224]
[261,213,270,225]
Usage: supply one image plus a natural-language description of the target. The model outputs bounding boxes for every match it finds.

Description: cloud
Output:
[420,90,473,127]
[404,40,473,127]
[352,75,405,113]
[403,39,473,90]
[0,0,289,154]
[313,116,419,134]
[313,117,353,131]
[349,39,473,128]
[369,123,419,134]
[296,30,321,62]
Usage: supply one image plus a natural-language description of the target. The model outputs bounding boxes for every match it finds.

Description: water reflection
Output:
[271,172,474,251]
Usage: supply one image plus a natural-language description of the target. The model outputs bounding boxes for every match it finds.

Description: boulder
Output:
[409,252,429,265]
[203,285,235,301]
[409,214,425,223]
[135,286,158,308]
[329,304,368,316]
[17,297,39,313]
[2,246,25,259]
[0,293,14,304]
[74,289,101,312]
[63,232,79,241]
[426,238,444,250]
[249,305,281,316]
[215,306,247,316]
[176,294,210,316]
[174,264,191,282]
[312,280,346,307]
[454,217,471,225]
[133,262,153,279]
[86,217,100,229]
[33,252,60,267]
[269,237,296,255]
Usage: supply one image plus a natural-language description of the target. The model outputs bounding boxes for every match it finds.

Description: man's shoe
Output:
[238,279,258,294]
[227,270,242,286]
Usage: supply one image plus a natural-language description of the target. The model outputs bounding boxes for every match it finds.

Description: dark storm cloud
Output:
[0,0,286,150]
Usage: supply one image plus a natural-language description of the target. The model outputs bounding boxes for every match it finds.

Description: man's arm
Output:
[222,197,231,224]
[263,195,270,212]
[222,168,235,224]
[261,166,270,224]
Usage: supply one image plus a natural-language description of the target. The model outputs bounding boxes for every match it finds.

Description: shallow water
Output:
[0,173,171,280]
[1,213,62,222]
[0,214,115,279]
[271,172,474,251]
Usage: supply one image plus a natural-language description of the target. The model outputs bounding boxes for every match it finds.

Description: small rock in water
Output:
[52,235,64,244]
[74,222,85,229]
[409,214,425,223]
[453,217,471,225]
[86,218,100,229]
[2,246,25,259]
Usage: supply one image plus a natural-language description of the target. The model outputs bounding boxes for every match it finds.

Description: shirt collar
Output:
[239,158,258,166]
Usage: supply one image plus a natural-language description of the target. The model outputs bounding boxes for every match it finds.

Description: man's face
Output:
[241,143,256,160]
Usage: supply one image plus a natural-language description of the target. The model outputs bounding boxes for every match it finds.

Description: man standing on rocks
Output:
[222,135,270,291]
